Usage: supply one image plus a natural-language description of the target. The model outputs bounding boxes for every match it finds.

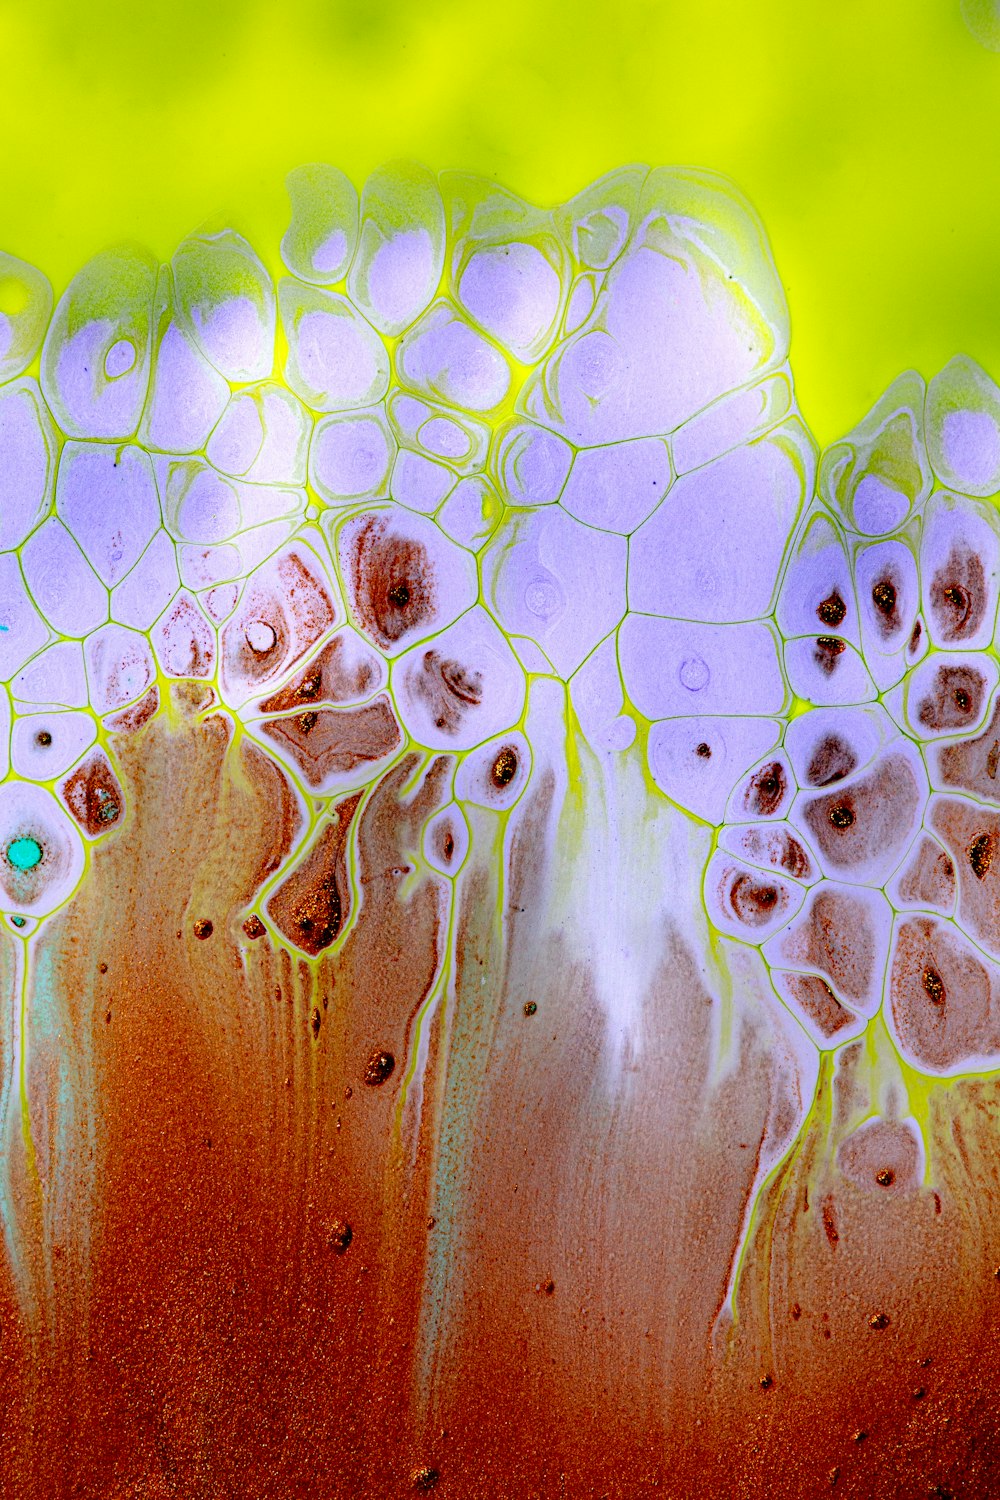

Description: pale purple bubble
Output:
[21,518,109,637]
[57,441,160,586]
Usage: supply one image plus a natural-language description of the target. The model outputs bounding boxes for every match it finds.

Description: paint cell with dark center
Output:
[748,761,785,816]
[930,547,986,644]
[806,734,857,787]
[35,730,52,748]
[696,742,712,759]
[364,1049,396,1087]
[917,664,986,731]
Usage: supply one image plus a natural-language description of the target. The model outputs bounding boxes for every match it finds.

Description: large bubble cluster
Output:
[4,161,1000,1096]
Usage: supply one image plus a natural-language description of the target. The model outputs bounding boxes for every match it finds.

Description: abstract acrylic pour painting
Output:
[5,4,1000,1498]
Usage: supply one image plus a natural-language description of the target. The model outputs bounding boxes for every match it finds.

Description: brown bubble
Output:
[328,1220,353,1255]
[969,831,995,881]
[193,919,213,940]
[829,803,855,829]
[364,1050,396,1087]
[923,967,945,1004]
[310,1007,321,1038]
[35,730,52,747]
[242,914,266,940]
[523,1001,537,1016]
[695,741,712,758]
[491,746,519,789]
[411,1468,440,1494]
[869,1312,890,1330]
[875,1168,895,1187]
[871,576,898,629]
[817,592,847,627]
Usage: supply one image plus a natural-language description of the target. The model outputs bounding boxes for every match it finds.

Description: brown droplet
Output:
[35,730,52,747]
[309,1007,321,1039]
[869,1312,890,1330]
[853,1430,868,1444]
[388,581,411,609]
[328,1220,353,1255]
[411,1468,440,1494]
[297,710,318,734]
[989,741,1000,781]
[523,1001,537,1016]
[912,1386,926,1400]
[98,962,108,975]
[243,914,266,940]
[491,746,519,788]
[817,592,847,627]
[364,1050,395,1087]
[759,1374,773,1390]
[829,803,855,829]
[969,831,995,880]
[922,967,945,1005]
[909,619,922,652]
[872,577,897,620]
[791,1302,802,1321]
[814,636,847,674]
[875,1167,896,1187]
[695,741,712,758]
[193,919,213,940]
[540,1279,555,1296]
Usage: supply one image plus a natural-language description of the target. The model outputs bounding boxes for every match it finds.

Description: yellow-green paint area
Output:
[2,0,1000,448]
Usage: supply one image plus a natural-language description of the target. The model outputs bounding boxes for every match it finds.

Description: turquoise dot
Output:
[6,837,42,872]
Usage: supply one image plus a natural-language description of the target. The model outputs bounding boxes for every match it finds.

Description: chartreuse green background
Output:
[1,0,999,446]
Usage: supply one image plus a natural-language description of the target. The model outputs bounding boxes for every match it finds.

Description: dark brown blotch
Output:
[806,734,857,787]
[814,636,847,675]
[364,1049,396,1087]
[817,592,847,628]
[491,746,519,789]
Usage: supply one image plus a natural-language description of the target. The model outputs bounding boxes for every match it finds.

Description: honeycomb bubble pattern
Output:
[2,162,998,1086]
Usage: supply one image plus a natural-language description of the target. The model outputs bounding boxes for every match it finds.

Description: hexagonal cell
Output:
[445,174,568,363]
[619,616,785,720]
[0,554,49,681]
[717,822,820,885]
[775,508,857,645]
[925,354,1000,497]
[391,606,526,752]
[763,881,893,1016]
[920,491,1000,651]
[218,540,340,705]
[396,302,511,414]
[207,383,311,485]
[646,716,780,825]
[310,406,396,505]
[11,711,96,781]
[152,591,216,679]
[519,166,788,445]
[336,506,477,657]
[0,251,53,384]
[390,449,455,514]
[568,633,635,755]
[84,624,156,715]
[21,517,109,637]
[553,166,646,270]
[854,536,920,690]
[901,651,998,739]
[138,266,231,454]
[258,696,403,793]
[0,781,86,918]
[482,507,626,679]
[783,704,895,789]
[423,802,470,877]
[40,244,157,439]
[704,850,805,944]
[110,530,180,631]
[279,280,389,412]
[887,912,1000,1075]
[0,378,59,551]
[561,436,670,534]
[347,162,445,338]
[436,475,501,553]
[172,227,276,383]
[454,730,532,812]
[671,371,793,475]
[790,743,927,888]
[818,370,932,536]
[56,441,161,587]
[782,636,876,707]
[280,163,359,286]
[387,390,490,475]
[633,424,810,621]
[60,747,126,839]
[495,421,573,507]
[10,641,88,711]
